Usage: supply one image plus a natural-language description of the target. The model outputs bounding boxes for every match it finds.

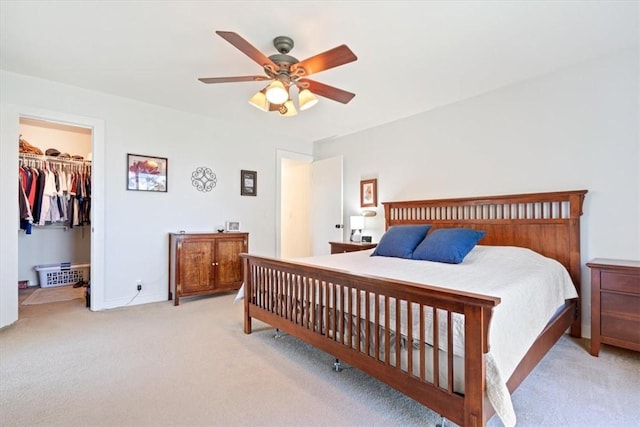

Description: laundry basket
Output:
[34,263,90,288]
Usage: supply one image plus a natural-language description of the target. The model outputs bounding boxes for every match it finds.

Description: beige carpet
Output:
[21,285,86,305]
[2,292,639,426]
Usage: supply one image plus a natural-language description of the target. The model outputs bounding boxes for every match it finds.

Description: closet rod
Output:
[19,153,91,165]
[23,225,71,231]
[28,224,89,230]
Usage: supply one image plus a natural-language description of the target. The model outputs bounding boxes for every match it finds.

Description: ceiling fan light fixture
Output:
[198,32,358,115]
[265,80,289,104]
[279,99,298,117]
[298,89,319,111]
[248,89,268,111]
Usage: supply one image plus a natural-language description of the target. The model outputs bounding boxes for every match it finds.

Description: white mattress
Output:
[238,245,578,426]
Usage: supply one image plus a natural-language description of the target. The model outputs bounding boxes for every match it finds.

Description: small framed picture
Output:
[241,170,257,196]
[226,221,240,232]
[127,154,168,192]
[360,178,377,208]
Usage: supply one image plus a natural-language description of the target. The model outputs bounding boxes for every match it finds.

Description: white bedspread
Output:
[238,245,578,426]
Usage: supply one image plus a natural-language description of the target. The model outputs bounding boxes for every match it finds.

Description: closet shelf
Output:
[19,152,91,164]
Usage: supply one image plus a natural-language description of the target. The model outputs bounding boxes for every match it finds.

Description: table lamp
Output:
[350,215,364,242]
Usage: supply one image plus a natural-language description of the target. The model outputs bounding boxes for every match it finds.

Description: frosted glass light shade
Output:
[298,89,319,111]
[265,80,288,104]
[248,89,268,111]
[279,100,298,117]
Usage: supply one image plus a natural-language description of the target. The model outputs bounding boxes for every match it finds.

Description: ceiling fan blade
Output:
[291,45,357,77]
[216,31,277,70]
[198,76,270,84]
[298,79,355,104]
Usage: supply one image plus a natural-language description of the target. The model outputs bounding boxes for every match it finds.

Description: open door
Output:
[278,152,343,259]
[310,156,343,256]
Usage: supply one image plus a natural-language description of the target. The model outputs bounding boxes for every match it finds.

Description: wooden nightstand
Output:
[587,258,640,356]
[329,241,377,254]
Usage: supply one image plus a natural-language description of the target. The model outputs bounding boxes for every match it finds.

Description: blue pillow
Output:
[412,228,486,264]
[371,225,432,259]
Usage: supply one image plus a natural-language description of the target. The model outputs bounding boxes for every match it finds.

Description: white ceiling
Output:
[1,1,637,144]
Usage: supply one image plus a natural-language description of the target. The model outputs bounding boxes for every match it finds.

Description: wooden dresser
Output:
[169,232,248,305]
[587,258,640,356]
[329,241,377,254]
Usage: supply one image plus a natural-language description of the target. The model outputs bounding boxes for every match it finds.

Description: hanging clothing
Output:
[31,169,45,224]
[38,168,57,225]
[18,155,92,230]
[18,177,33,234]
[26,166,38,208]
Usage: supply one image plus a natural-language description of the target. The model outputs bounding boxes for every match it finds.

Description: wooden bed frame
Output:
[241,190,587,426]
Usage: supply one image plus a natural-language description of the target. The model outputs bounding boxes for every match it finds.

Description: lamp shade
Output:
[350,215,364,230]
[248,89,268,111]
[265,80,289,104]
[279,100,298,117]
[298,89,319,111]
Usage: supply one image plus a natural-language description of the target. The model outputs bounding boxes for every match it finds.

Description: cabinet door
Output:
[214,238,245,289]
[179,239,214,294]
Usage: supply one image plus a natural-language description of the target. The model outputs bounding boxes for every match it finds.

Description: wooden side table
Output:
[587,258,640,356]
[329,241,377,254]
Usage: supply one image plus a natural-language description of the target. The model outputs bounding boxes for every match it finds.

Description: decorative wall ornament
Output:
[191,167,217,192]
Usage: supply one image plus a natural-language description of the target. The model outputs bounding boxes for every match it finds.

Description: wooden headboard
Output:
[383,190,588,296]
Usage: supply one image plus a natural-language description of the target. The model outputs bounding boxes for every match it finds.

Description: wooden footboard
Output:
[242,254,499,427]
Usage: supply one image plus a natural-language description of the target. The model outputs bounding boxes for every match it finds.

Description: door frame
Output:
[5,104,105,316]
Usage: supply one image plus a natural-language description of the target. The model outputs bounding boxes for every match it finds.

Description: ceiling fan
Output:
[198,31,358,116]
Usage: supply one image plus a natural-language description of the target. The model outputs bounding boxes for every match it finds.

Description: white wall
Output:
[1,70,313,327]
[315,48,639,338]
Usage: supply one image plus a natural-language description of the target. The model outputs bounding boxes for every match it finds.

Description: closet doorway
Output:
[6,106,106,321]
[18,118,92,310]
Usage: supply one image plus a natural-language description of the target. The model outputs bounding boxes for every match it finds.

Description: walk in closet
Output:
[17,117,92,298]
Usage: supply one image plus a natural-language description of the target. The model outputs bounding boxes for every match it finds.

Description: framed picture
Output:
[360,178,378,208]
[241,170,257,196]
[127,154,168,192]
[226,221,240,232]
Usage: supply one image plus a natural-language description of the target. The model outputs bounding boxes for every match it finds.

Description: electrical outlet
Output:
[136,280,142,291]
